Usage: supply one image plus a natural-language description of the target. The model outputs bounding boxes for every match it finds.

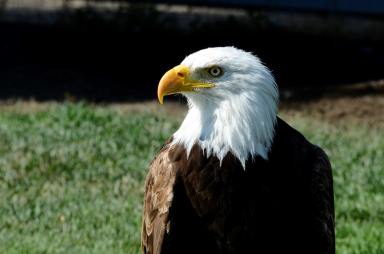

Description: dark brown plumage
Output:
[141,117,335,254]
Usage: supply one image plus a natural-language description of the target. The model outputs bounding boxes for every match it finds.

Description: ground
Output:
[0,95,383,254]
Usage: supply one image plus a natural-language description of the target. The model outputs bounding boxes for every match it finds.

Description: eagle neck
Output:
[172,91,278,168]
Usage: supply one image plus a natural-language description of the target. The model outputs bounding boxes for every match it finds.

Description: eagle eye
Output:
[207,66,223,77]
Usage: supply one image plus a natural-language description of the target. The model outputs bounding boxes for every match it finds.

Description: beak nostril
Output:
[177,72,185,78]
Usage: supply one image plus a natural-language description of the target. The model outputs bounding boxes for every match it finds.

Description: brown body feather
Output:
[141,118,335,254]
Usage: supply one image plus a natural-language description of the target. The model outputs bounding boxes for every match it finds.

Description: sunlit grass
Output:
[0,103,382,253]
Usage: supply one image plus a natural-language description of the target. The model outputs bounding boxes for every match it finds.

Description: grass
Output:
[0,102,383,254]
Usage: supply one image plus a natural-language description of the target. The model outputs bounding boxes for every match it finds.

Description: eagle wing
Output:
[141,143,177,254]
[311,146,335,254]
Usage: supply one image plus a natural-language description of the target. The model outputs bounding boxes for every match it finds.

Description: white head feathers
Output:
[171,47,279,168]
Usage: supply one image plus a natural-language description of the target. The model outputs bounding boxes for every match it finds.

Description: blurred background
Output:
[1,0,384,100]
[0,1,383,253]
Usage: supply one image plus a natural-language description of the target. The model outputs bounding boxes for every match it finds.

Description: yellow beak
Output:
[157,65,215,104]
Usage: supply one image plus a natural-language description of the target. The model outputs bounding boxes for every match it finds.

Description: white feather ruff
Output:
[171,47,279,168]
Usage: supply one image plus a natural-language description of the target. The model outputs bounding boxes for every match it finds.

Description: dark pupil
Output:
[212,68,219,75]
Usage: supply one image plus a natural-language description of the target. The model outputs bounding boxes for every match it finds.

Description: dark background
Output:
[1,1,384,101]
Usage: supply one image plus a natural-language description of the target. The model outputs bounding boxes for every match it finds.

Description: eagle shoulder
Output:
[141,141,178,254]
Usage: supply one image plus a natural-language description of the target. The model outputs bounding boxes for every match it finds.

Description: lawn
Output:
[0,102,383,254]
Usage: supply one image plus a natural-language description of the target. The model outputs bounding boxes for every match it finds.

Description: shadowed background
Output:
[1,0,384,101]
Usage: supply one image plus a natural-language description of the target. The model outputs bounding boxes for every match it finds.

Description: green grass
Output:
[0,103,383,254]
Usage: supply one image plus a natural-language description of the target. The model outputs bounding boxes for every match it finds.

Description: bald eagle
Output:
[141,47,335,254]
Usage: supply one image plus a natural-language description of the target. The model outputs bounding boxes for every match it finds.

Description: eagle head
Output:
[157,47,279,168]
